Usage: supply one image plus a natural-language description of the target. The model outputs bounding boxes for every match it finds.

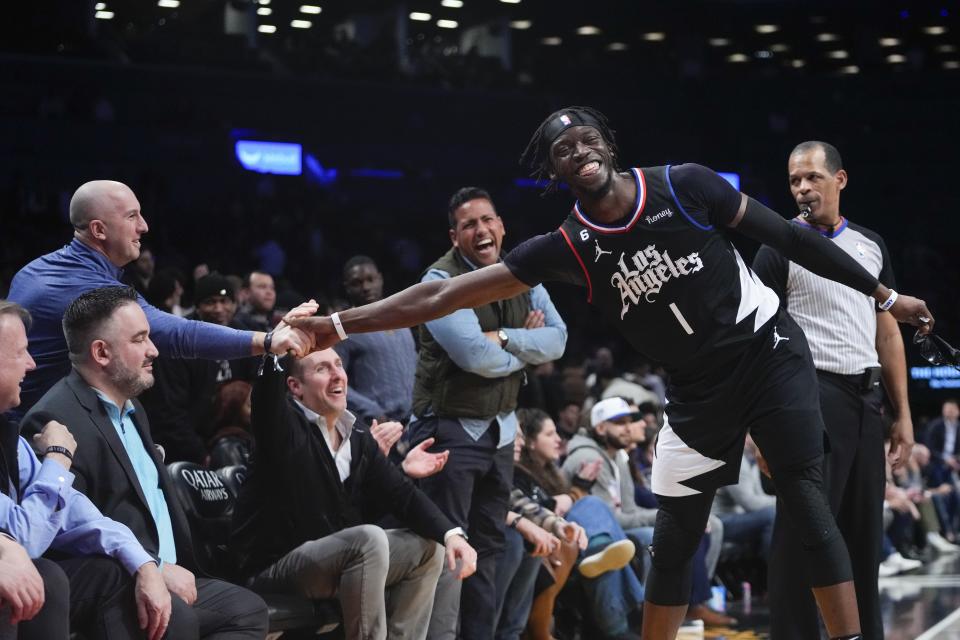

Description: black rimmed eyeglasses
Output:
[914,331,960,371]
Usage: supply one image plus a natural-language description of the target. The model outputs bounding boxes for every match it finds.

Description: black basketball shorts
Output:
[652,309,825,498]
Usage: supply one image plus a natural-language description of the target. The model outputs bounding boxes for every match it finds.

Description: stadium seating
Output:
[166,461,341,636]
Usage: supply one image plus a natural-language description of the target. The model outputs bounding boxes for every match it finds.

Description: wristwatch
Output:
[497,329,509,349]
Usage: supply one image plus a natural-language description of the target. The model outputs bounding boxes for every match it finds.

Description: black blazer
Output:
[21,370,197,570]
[926,418,960,461]
[230,355,454,578]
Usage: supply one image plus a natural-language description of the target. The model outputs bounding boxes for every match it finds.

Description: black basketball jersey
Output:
[556,166,779,379]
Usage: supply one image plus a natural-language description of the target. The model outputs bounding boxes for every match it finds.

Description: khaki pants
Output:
[250,525,444,640]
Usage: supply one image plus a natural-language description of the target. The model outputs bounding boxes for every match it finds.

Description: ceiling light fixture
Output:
[257,7,271,15]
[642,32,665,41]
[754,24,778,34]
[157,0,179,7]
[770,43,789,52]
[95,2,106,9]
[509,20,531,30]
[727,53,749,63]
[409,12,431,21]
[708,37,730,47]
[291,19,312,28]
[816,33,838,42]
[879,37,901,47]
[300,5,321,14]
[577,25,602,35]
[923,25,947,35]
[95,9,114,18]
[840,65,860,74]
[437,19,458,28]
[827,50,849,59]
[258,24,277,33]
[540,36,562,45]
[607,42,629,51]
[886,53,906,63]
[441,0,463,6]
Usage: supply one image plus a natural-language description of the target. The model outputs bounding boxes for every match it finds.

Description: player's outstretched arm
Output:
[731,193,934,333]
[289,264,531,349]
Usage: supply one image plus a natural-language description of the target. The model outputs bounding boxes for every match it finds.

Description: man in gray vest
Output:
[411,187,567,640]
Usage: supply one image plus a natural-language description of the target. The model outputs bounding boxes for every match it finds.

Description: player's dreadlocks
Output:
[519,106,620,195]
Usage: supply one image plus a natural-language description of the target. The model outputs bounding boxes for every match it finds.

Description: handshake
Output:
[259,300,345,359]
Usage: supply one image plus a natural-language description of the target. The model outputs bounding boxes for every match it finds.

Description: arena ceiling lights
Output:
[80,1,960,77]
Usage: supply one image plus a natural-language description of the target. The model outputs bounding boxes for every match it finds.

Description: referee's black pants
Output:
[768,371,886,640]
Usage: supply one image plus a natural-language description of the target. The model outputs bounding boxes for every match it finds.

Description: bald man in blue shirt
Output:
[8,180,310,417]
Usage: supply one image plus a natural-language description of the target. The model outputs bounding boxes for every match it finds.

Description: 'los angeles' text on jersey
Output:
[559,166,779,375]
[611,243,704,318]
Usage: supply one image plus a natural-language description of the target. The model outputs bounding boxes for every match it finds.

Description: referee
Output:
[753,141,913,640]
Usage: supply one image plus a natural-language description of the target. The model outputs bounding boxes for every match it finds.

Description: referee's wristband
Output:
[44,445,73,461]
[878,289,898,312]
[330,312,349,341]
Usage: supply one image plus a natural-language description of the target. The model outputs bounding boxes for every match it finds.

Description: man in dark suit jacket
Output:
[0,298,172,640]
[230,345,477,640]
[925,399,960,475]
[22,285,268,639]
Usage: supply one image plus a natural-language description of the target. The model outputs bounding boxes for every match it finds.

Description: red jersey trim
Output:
[558,226,593,303]
[572,168,647,234]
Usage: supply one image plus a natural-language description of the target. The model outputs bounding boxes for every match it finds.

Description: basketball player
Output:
[289,107,934,640]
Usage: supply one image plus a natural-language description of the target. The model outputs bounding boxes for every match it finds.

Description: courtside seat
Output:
[166,461,340,635]
[215,463,248,499]
[209,435,250,469]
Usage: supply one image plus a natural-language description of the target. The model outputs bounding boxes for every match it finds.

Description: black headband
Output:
[541,111,604,147]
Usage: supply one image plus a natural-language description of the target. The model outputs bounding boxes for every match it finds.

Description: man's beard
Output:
[106,360,154,398]
[604,431,628,450]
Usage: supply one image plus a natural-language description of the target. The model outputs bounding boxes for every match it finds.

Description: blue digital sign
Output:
[910,366,960,389]
[235,140,302,175]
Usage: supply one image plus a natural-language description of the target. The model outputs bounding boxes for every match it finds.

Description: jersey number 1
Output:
[669,303,694,335]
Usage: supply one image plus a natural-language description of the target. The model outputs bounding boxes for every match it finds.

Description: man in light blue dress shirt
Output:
[0,299,172,639]
[22,287,269,639]
[408,188,567,639]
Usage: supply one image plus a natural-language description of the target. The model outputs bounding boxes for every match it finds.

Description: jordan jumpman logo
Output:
[594,239,612,262]
[772,326,790,350]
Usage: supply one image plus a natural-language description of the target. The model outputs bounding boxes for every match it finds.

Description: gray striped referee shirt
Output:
[752,217,896,375]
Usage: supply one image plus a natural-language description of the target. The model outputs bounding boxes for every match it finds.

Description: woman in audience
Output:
[520,408,735,629]
[515,409,643,640]
[208,379,253,467]
[495,429,586,640]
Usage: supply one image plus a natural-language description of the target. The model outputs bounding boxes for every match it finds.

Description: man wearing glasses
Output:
[753,141,914,640]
